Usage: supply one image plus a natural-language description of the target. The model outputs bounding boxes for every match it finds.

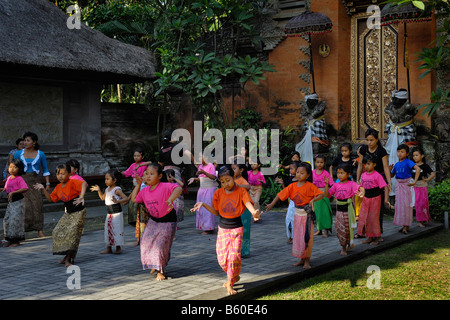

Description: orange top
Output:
[50,179,84,203]
[213,186,253,219]
[277,181,323,207]
[234,176,249,186]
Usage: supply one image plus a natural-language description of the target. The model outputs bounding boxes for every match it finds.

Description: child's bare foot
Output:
[347,243,355,251]
[114,246,122,254]
[314,230,321,236]
[100,247,113,254]
[201,230,214,235]
[156,271,166,281]
[293,259,305,267]
[150,269,156,274]
[134,240,140,246]
[340,248,347,256]
[303,259,311,269]
[362,238,373,244]
[223,281,237,295]
[370,239,379,245]
[286,238,292,244]
[58,256,66,264]
[322,230,328,238]
[418,222,425,228]
[9,243,19,247]
[65,259,73,268]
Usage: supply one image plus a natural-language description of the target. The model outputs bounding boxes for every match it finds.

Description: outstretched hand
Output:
[190,202,204,212]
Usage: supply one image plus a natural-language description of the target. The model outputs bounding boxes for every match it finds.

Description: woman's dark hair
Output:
[56,163,71,174]
[298,161,313,183]
[134,146,144,155]
[66,159,80,171]
[290,160,302,169]
[364,128,382,148]
[15,138,24,146]
[314,154,326,162]
[411,146,426,163]
[9,159,24,176]
[106,169,122,185]
[232,162,248,180]
[23,131,40,150]
[146,163,164,176]
[362,153,377,165]
[218,165,234,178]
[336,163,353,175]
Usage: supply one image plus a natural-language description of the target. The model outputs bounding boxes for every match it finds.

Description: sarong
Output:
[52,208,86,260]
[414,184,431,223]
[315,189,333,231]
[140,219,176,273]
[216,226,243,286]
[3,198,25,243]
[285,200,295,239]
[393,178,413,226]
[135,203,149,241]
[292,208,314,259]
[22,173,44,232]
[104,212,124,246]
[358,195,381,237]
[241,209,251,256]
[196,181,216,231]
[336,199,357,247]
[249,185,262,211]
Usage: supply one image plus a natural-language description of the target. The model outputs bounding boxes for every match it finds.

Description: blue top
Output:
[392,158,416,179]
[13,149,50,176]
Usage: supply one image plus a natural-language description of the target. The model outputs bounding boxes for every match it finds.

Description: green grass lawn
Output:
[259,229,449,300]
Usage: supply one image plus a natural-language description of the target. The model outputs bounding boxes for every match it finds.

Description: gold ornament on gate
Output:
[318,43,330,58]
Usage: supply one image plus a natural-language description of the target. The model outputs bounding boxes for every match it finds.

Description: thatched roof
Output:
[0,0,156,83]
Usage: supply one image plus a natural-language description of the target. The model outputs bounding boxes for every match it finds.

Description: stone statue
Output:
[384,89,418,166]
[295,93,329,167]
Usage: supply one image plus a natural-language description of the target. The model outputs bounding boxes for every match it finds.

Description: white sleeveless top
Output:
[105,186,121,206]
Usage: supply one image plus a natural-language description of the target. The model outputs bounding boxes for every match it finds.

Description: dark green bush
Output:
[428,179,450,223]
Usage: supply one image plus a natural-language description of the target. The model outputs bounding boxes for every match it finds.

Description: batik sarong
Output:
[104,212,124,246]
[240,209,251,256]
[22,173,44,232]
[358,195,381,237]
[292,208,314,259]
[3,198,25,243]
[216,226,243,286]
[52,208,86,260]
[135,203,149,241]
[393,178,413,226]
[414,182,431,223]
[140,218,177,273]
[196,178,217,231]
[249,185,262,211]
[335,199,357,247]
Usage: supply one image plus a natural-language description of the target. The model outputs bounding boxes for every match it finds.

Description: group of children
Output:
[1,140,435,296]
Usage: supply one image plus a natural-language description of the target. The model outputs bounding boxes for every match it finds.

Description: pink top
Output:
[360,171,387,190]
[123,162,147,179]
[4,176,28,194]
[70,174,88,186]
[312,169,334,188]
[327,181,361,200]
[198,163,216,178]
[247,170,266,186]
[135,182,177,218]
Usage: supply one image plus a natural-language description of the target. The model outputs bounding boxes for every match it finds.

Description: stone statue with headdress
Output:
[384,89,418,165]
[295,93,329,167]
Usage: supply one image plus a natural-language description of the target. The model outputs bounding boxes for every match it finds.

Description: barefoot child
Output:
[131,164,183,281]
[190,165,260,295]
[248,161,266,222]
[412,147,435,227]
[1,159,28,247]
[325,164,364,256]
[390,144,421,234]
[34,164,87,267]
[356,154,389,245]
[266,162,325,268]
[312,155,334,238]
[274,161,300,243]
[91,169,128,254]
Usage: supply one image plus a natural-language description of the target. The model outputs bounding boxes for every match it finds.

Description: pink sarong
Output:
[393,178,413,226]
[292,210,314,259]
[414,186,431,222]
[358,195,381,237]
[216,226,243,286]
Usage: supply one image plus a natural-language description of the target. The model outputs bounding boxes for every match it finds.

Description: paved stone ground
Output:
[0,200,443,300]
